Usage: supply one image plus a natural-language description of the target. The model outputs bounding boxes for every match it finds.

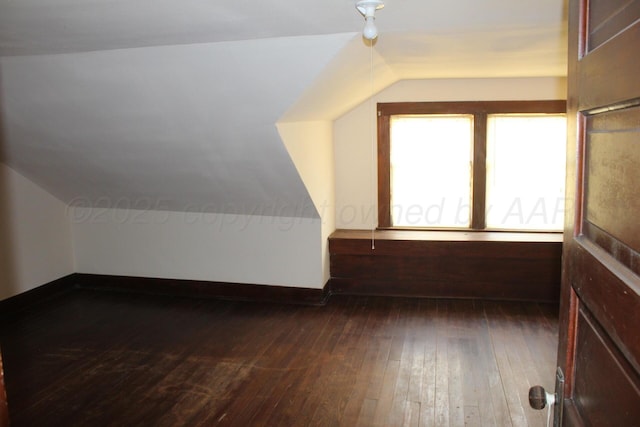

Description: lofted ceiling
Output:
[0,0,568,218]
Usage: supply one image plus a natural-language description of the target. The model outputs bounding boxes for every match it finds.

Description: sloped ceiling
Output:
[0,0,568,218]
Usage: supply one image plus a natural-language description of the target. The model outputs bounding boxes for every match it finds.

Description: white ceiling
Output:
[0,0,567,57]
[0,0,568,217]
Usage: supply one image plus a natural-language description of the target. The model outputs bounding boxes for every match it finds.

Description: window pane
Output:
[486,114,567,231]
[390,115,473,227]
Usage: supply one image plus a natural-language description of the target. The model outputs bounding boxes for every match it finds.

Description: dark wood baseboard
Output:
[329,229,563,303]
[72,274,331,306]
[1,274,331,314]
[0,274,76,320]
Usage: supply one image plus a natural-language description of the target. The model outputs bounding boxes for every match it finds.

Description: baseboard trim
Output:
[72,273,332,306]
[0,274,76,319]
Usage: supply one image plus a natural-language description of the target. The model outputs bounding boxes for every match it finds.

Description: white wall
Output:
[67,121,335,290]
[67,116,335,290]
[71,207,324,288]
[0,163,74,300]
[278,120,335,284]
[333,77,568,229]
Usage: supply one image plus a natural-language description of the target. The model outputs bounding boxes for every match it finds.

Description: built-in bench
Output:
[328,229,562,303]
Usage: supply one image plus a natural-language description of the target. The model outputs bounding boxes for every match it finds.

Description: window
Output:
[377,101,567,231]
[390,114,474,227]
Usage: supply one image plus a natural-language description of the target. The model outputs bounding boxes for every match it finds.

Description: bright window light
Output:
[390,115,473,227]
[486,114,567,231]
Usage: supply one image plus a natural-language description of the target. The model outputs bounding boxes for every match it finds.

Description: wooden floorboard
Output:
[0,289,558,427]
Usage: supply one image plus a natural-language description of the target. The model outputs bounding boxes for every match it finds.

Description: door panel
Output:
[573,307,640,426]
[560,0,640,424]
[587,0,640,52]
[585,106,640,254]
[572,240,640,373]
[579,4,640,111]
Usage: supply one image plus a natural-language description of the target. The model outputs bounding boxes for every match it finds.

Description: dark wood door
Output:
[558,0,640,424]
[0,349,8,427]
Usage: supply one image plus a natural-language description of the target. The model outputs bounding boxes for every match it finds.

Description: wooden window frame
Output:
[377,100,567,230]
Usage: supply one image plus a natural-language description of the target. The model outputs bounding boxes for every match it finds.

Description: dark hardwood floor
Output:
[0,290,558,426]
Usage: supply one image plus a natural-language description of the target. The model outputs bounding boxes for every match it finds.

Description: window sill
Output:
[330,228,563,244]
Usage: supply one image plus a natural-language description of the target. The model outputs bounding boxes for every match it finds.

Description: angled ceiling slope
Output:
[0,34,354,218]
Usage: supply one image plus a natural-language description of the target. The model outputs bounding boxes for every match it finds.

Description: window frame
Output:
[377,100,567,230]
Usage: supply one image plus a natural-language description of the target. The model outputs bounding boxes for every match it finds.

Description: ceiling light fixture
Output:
[355,0,384,249]
[356,0,384,40]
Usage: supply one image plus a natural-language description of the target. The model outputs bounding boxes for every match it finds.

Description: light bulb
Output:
[356,0,384,40]
[363,16,378,40]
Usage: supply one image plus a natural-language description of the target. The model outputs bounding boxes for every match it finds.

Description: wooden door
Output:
[0,349,8,427]
[558,0,640,424]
